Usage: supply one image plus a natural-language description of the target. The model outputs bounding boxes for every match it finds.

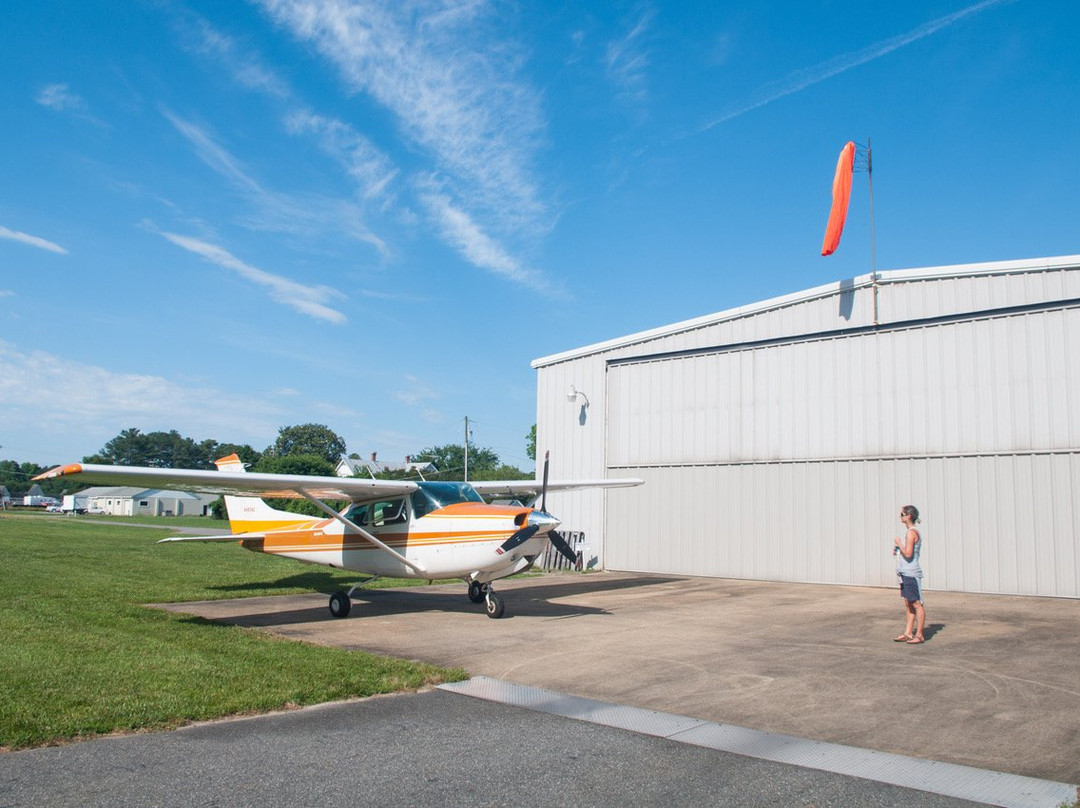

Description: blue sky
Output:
[2,0,1077,472]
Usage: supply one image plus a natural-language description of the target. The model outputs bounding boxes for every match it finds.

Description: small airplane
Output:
[34,453,642,619]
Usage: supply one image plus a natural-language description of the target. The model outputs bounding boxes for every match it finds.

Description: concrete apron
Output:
[154,571,1080,786]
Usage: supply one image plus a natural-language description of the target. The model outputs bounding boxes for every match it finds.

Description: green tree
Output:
[413,443,499,479]
[0,460,56,497]
[469,464,529,482]
[526,424,536,461]
[84,429,261,470]
[253,453,340,516]
[269,424,347,464]
[84,428,204,468]
[207,441,262,467]
[253,454,336,477]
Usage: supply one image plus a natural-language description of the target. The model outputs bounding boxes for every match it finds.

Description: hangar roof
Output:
[532,254,1080,369]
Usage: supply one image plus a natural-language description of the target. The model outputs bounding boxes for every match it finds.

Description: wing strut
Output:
[295,490,428,576]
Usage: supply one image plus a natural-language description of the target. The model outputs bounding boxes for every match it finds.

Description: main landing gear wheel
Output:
[328,590,352,618]
[468,581,485,603]
[485,590,505,619]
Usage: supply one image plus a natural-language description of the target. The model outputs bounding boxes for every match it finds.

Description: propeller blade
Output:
[548,529,577,564]
[540,450,550,513]
[497,524,539,555]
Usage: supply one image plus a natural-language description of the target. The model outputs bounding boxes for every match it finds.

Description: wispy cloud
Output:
[255,0,553,290]
[0,225,68,255]
[185,17,291,99]
[180,16,400,210]
[35,83,106,127]
[605,7,655,104]
[420,190,556,294]
[161,108,386,252]
[701,0,1011,131]
[394,374,439,407]
[285,110,399,203]
[0,339,284,456]
[160,232,348,324]
[35,83,87,114]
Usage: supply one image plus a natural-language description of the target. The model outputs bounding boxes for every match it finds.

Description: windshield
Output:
[411,481,484,518]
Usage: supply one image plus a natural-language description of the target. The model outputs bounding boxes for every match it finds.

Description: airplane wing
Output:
[470,478,643,496]
[34,463,418,501]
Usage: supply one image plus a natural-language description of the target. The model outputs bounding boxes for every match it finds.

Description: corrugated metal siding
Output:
[604,454,1080,597]
[607,306,1080,466]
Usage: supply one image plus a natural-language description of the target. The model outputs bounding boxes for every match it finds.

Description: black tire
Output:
[329,591,351,618]
[485,591,505,619]
[468,581,485,603]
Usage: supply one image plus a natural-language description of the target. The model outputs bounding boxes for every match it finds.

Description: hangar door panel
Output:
[605,309,1080,467]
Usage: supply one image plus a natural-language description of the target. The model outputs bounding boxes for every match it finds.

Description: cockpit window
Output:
[370,499,407,526]
[343,503,369,524]
[411,481,483,518]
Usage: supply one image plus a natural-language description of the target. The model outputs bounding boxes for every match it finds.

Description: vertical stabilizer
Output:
[213,454,315,533]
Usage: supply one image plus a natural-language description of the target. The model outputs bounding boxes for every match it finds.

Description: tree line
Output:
[3,423,534,503]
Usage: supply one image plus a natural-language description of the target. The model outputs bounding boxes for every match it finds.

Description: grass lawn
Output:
[0,514,467,750]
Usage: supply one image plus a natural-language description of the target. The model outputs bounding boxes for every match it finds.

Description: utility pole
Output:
[463,416,469,482]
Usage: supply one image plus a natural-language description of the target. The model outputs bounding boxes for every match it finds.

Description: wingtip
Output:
[33,463,83,481]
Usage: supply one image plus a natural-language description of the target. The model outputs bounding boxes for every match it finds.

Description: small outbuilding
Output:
[533,255,1080,599]
[80,486,217,517]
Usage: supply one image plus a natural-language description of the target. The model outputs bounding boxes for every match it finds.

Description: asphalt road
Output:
[0,690,991,808]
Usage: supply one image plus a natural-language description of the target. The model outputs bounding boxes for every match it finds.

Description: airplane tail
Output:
[215,454,315,533]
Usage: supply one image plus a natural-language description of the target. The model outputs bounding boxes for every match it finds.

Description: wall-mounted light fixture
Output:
[566,384,590,408]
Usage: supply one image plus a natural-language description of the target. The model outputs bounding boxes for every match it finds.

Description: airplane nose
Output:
[527,510,561,531]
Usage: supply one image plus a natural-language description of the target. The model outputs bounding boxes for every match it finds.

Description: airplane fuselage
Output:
[243,502,550,583]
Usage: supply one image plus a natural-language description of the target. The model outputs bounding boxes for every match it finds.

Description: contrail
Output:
[700,0,1012,132]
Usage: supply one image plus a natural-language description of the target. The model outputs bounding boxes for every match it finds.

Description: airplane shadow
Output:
[181,573,685,627]
[210,571,360,595]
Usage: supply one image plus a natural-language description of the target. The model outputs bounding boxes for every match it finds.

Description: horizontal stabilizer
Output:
[157,532,264,544]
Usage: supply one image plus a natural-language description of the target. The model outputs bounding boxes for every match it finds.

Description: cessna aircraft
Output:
[34,453,642,619]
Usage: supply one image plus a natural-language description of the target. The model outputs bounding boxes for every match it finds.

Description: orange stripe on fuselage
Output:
[253,503,531,555]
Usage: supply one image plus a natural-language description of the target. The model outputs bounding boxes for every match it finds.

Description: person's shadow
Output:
[923,622,946,641]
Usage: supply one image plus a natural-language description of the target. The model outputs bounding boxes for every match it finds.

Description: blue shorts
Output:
[899,575,922,603]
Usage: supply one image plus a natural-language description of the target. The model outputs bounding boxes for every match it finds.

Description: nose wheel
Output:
[467,581,506,618]
[484,589,505,619]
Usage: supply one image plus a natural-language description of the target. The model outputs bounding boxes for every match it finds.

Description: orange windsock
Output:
[821,141,856,256]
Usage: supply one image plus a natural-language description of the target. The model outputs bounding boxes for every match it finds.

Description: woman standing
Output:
[893,505,925,644]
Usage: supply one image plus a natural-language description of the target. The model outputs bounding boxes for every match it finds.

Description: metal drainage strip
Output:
[437,677,1077,808]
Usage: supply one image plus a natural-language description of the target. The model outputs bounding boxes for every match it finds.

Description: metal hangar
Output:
[532,255,1080,598]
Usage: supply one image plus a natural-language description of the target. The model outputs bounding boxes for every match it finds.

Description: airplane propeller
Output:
[496,451,578,564]
[497,523,539,555]
[546,527,577,564]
